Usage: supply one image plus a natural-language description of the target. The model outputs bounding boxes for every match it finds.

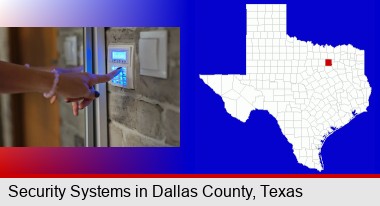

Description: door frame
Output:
[84,27,108,147]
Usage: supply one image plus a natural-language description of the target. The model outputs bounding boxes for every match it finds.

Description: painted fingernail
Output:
[95,91,100,98]
[117,67,122,70]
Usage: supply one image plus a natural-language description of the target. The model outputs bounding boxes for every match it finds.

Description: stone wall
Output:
[56,28,85,146]
[106,28,180,147]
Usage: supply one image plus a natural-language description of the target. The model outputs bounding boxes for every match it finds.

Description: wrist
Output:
[30,70,55,93]
[43,69,60,98]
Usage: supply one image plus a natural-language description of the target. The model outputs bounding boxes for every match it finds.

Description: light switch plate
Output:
[139,38,158,70]
[139,30,168,79]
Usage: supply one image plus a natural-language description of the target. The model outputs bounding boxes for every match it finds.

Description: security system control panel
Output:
[107,44,134,89]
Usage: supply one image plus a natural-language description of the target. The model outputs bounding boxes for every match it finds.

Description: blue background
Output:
[194,0,379,173]
[0,0,378,174]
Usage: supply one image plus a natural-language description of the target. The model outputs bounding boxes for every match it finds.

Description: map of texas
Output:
[199,4,371,171]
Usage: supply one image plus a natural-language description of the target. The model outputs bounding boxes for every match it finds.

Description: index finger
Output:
[90,67,122,85]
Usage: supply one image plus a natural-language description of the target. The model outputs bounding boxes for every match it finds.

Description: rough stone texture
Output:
[109,122,125,146]
[57,28,86,146]
[136,100,163,139]
[162,109,180,146]
[108,93,137,129]
[123,129,166,147]
[106,27,180,146]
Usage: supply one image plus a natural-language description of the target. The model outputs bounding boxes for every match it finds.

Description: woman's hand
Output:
[48,67,83,104]
[57,67,122,116]
[0,61,121,116]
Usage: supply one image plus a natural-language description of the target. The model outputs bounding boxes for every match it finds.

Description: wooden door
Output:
[9,28,61,146]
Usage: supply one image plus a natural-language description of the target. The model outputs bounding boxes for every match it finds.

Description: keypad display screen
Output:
[111,51,127,61]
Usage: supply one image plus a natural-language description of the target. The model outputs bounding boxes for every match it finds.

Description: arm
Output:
[0,61,54,94]
[0,60,121,116]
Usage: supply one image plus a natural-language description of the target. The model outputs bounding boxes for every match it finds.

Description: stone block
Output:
[136,100,163,139]
[168,28,180,59]
[136,70,180,106]
[109,122,125,147]
[108,93,137,129]
[162,109,180,146]
[106,28,137,44]
[124,129,166,147]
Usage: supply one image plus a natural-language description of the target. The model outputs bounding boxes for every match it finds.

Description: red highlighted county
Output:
[325,59,332,66]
